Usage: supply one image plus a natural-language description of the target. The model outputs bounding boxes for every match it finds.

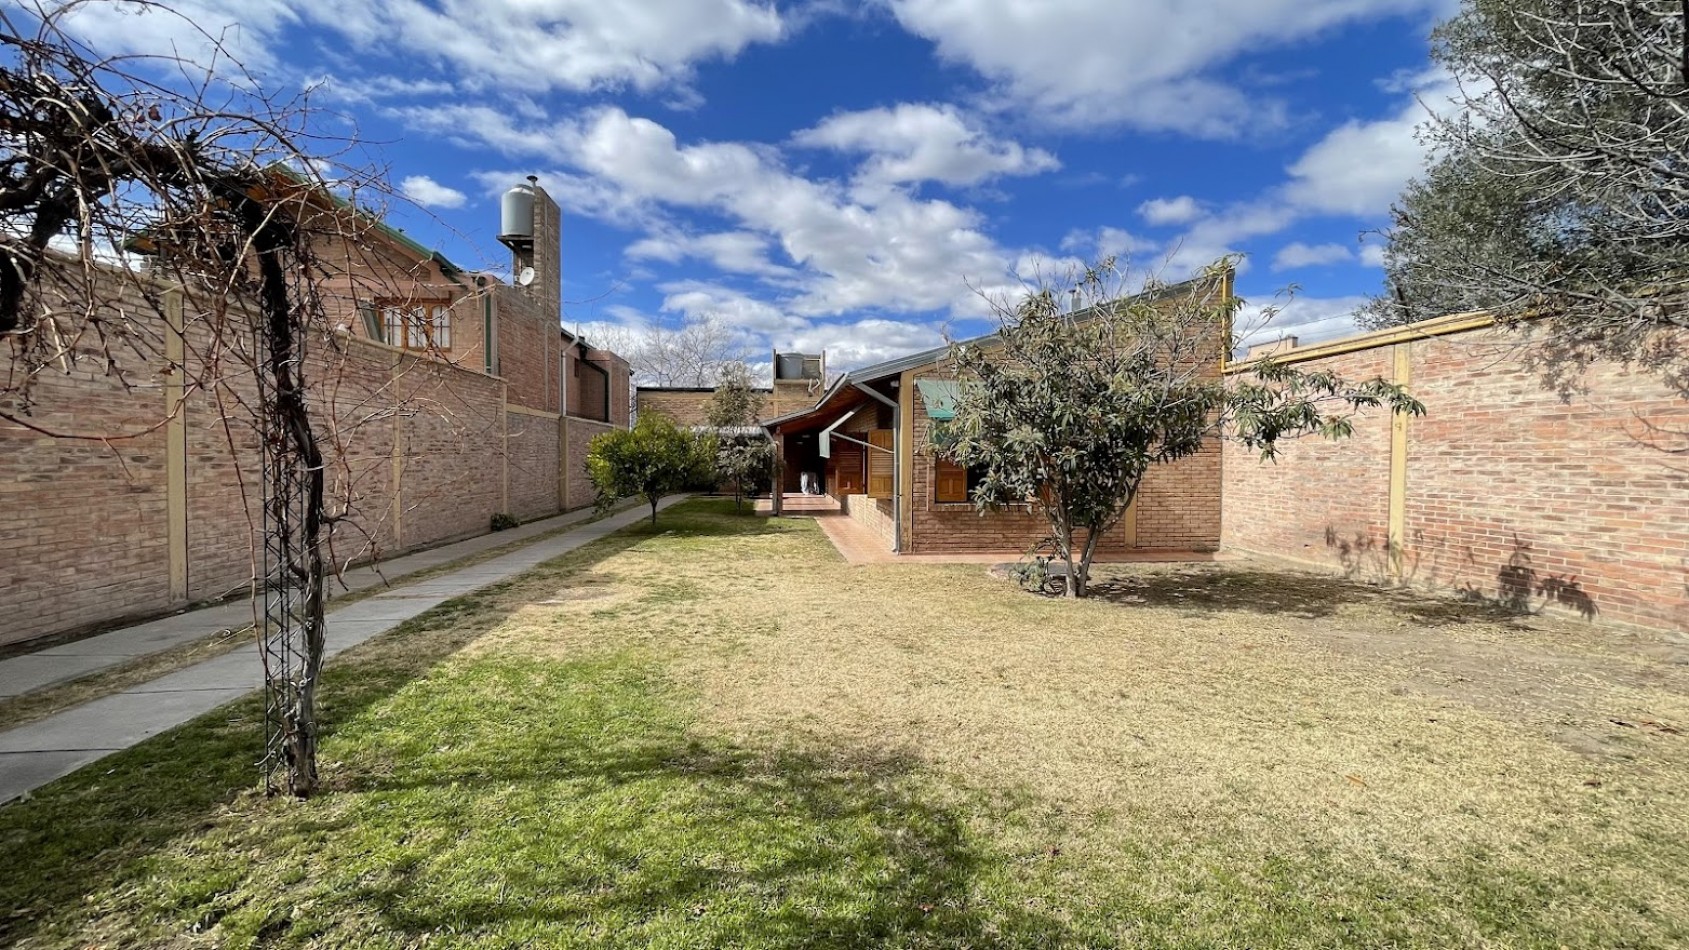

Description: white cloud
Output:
[886,0,1443,133]
[401,175,468,209]
[1059,227,1147,264]
[51,0,300,74]
[1283,71,1463,217]
[1138,196,1204,227]
[1237,294,1371,349]
[529,107,1016,318]
[658,281,798,334]
[1359,243,1388,268]
[1271,241,1354,271]
[1282,115,1426,217]
[1141,71,1461,276]
[56,0,782,97]
[783,318,947,371]
[793,103,1058,193]
[628,231,799,281]
[310,73,456,105]
[350,0,783,94]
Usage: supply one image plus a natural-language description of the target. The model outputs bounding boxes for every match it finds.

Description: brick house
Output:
[763,276,1226,557]
[0,174,631,647]
[306,175,630,428]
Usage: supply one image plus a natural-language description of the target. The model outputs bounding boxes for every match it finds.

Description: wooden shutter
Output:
[934,459,968,503]
[867,429,894,499]
[834,444,864,495]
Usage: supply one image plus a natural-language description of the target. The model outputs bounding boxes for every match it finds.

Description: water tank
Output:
[775,353,806,380]
[499,178,535,246]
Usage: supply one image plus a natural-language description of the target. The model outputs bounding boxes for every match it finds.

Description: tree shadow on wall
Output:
[1323,526,1599,622]
[1485,535,1599,621]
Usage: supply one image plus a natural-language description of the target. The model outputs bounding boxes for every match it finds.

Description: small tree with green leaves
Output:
[704,361,771,512]
[706,361,765,428]
[941,260,1424,598]
[588,413,714,524]
[715,436,774,512]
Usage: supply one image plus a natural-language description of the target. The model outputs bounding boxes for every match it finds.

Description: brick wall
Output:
[589,353,633,427]
[1223,322,1689,632]
[495,292,555,413]
[770,380,823,420]
[841,495,896,546]
[638,387,772,426]
[561,417,616,511]
[1222,346,1395,569]
[0,265,625,648]
[505,409,562,522]
[0,275,174,637]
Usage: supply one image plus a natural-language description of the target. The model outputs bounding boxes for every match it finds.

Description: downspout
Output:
[478,275,495,376]
[852,381,902,554]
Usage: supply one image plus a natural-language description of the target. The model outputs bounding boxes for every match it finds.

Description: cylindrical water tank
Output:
[776,353,805,380]
[499,181,535,244]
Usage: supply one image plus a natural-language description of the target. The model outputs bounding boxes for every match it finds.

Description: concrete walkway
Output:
[0,499,645,701]
[0,495,687,804]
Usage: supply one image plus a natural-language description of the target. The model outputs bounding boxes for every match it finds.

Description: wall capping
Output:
[1224,310,1514,374]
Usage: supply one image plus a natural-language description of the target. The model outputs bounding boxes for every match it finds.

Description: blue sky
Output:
[56,0,1463,370]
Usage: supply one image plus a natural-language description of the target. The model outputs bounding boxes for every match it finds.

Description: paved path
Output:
[0,495,687,804]
[0,499,643,700]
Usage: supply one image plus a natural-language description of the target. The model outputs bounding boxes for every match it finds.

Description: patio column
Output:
[771,428,785,517]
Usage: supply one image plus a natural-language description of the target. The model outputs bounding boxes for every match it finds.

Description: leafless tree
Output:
[1,1,446,796]
[592,315,753,387]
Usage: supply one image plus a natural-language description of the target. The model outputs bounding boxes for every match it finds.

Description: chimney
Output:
[1244,336,1299,360]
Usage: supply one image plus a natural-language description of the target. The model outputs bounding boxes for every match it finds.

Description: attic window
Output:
[380,300,451,352]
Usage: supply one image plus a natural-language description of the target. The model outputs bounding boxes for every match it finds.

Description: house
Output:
[0,174,630,648]
[762,276,1226,557]
[308,174,630,426]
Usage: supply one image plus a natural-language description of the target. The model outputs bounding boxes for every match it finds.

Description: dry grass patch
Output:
[455,503,1689,944]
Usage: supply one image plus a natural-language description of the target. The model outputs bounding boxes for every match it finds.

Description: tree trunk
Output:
[251,216,328,799]
[1075,528,1103,599]
[650,495,660,524]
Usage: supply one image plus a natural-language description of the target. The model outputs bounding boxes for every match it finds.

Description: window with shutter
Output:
[935,459,968,503]
[934,459,987,504]
[866,429,894,499]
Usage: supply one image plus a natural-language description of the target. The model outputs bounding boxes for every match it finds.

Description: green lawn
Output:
[3,499,1686,948]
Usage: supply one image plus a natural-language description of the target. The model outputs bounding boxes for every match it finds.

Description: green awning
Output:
[915,379,965,421]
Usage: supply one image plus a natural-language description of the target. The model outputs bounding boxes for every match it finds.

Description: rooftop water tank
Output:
[498,176,536,248]
[775,353,806,380]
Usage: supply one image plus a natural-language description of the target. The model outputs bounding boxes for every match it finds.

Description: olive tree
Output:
[941,261,1424,598]
[1367,0,1688,388]
[706,361,771,512]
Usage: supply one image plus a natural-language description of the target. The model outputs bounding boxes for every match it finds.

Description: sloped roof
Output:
[763,271,1219,431]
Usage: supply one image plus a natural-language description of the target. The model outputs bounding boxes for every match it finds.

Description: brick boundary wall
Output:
[1221,314,1689,632]
[0,270,616,648]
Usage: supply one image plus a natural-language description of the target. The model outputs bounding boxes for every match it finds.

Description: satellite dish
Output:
[516,266,535,286]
